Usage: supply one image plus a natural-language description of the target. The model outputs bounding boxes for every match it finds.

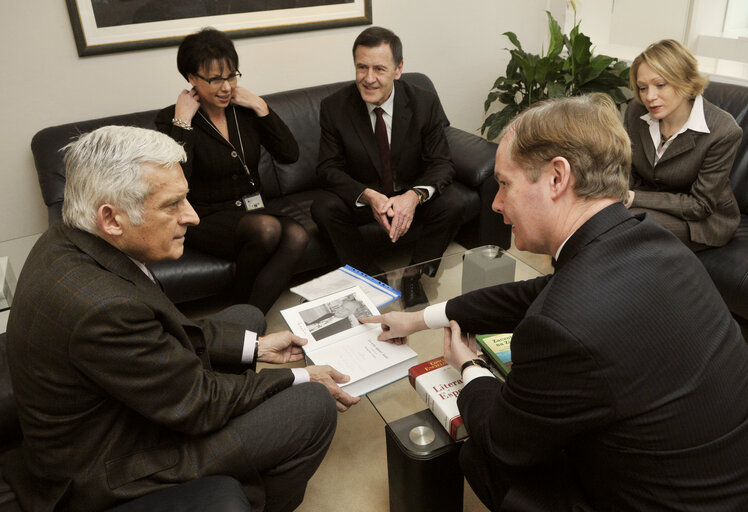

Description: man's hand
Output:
[361,189,394,233]
[307,365,361,412]
[387,191,419,242]
[443,320,478,371]
[359,311,427,344]
[257,331,306,364]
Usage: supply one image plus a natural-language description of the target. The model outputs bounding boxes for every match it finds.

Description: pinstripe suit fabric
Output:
[449,203,748,510]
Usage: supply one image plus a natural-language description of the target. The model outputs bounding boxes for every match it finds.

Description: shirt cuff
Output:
[414,185,436,202]
[462,366,494,384]
[241,331,258,364]
[423,302,449,329]
[291,368,310,385]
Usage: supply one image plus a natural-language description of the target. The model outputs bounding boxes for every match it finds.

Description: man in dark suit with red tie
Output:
[312,26,466,307]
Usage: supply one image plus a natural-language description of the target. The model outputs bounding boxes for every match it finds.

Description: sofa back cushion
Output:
[262,72,445,198]
[702,80,748,214]
[31,73,446,221]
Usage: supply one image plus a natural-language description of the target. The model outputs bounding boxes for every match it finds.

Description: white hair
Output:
[61,125,186,234]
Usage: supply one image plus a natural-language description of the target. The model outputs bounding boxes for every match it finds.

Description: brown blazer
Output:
[625,98,742,247]
[4,223,293,511]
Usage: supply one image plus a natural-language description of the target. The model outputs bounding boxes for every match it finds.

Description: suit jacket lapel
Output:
[347,86,384,176]
[636,119,656,168]
[658,131,697,165]
[390,80,412,171]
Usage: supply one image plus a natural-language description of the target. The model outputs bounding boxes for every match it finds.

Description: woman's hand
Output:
[231,86,269,117]
[174,89,200,125]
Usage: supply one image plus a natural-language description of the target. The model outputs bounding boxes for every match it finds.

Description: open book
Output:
[281,287,417,396]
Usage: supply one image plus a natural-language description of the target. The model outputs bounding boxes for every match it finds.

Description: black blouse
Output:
[155,104,299,206]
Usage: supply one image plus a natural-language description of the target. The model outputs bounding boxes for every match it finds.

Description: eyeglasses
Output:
[193,70,242,88]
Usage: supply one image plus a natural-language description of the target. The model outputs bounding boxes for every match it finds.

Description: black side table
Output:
[385,409,464,512]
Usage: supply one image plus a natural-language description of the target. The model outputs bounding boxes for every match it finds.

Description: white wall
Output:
[0,0,561,248]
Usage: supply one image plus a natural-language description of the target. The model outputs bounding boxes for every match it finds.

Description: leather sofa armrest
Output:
[446,126,497,188]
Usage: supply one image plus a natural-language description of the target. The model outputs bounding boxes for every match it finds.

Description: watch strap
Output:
[460,358,489,375]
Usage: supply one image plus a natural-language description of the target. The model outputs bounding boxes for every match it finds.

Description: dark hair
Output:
[352,26,403,65]
[176,28,239,80]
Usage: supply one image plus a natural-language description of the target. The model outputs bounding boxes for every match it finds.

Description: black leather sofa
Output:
[30,73,508,304]
[698,81,748,323]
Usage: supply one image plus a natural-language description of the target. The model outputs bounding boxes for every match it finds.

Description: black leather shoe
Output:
[401,274,428,309]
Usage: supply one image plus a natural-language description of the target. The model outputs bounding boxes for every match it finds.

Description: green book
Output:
[476,333,513,378]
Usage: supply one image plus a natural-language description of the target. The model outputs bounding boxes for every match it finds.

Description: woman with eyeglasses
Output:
[156,28,306,312]
[624,39,742,251]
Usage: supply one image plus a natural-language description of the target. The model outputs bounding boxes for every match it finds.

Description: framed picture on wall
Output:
[66,0,372,57]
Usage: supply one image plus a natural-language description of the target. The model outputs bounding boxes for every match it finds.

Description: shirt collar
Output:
[639,94,710,136]
[366,86,395,117]
[129,256,156,283]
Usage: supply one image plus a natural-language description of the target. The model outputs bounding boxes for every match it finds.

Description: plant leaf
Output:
[545,11,564,59]
[503,31,523,51]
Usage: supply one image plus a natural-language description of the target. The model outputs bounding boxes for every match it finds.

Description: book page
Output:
[281,287,379,351]
[306,330,416,386]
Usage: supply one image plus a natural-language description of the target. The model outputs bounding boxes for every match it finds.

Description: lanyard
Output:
[198,106,256,188]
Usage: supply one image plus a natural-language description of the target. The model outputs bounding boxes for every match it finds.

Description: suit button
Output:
[196,347,206,355]
[231,151,238,158]
[235,200,242,207]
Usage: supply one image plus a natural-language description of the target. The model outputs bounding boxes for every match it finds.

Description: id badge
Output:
[242,193,265,211]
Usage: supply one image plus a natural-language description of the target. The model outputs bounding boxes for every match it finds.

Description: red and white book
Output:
[408,357,467,441]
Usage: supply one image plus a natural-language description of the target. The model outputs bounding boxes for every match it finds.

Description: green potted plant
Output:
[481,9,631,140]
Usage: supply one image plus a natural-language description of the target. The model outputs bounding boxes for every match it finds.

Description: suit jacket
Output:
[625,98,742,246]
[317,80,455,204]
[4,222,294,511]
[449,204,748,510]
[155,105,299,206]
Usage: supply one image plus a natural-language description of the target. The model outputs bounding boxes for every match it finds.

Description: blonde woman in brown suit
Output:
[624,39,742,251]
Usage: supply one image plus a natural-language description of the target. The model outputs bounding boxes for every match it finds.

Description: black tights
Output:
[233,214,309,313]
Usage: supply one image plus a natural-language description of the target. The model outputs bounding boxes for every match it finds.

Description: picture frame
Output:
[66,0,372,57]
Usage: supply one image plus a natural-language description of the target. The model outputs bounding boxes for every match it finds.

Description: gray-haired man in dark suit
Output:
[5,125,359,512]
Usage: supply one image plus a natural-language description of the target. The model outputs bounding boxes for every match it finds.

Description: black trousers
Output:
[311,186,465,276]
[459,440,591,511]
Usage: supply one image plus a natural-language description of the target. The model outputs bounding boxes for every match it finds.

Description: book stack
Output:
[476,333,513,378]
[408,357,467,441]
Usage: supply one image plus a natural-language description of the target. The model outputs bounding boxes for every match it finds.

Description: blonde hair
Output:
[630,39,708,103]
[62,126,186,234]
[500,93,631,202]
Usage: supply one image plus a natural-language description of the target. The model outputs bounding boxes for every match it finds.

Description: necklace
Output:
[198,106,256,188]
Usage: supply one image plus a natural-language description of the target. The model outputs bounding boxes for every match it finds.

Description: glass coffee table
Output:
[366,245,545,512]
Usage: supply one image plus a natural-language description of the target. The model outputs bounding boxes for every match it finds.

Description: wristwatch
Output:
[460,358,489,375]
[412,187,427,205]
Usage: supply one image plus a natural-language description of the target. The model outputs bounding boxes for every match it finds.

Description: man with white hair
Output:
[5,125,358,512]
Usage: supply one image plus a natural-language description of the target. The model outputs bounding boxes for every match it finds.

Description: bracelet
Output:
[460,358,489,375]
[172,118,193,130]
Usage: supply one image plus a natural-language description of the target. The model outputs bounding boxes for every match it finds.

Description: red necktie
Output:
[374,107,394,196]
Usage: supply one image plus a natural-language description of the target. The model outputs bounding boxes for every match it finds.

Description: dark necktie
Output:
[374,107,394,196]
